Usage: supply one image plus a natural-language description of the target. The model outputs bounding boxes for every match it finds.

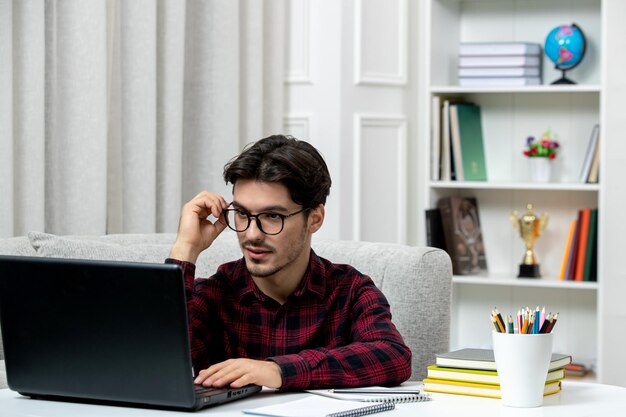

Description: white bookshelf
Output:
[421,0,604,380]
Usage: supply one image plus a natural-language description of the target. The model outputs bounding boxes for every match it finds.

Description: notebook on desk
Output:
[0,255,261,411]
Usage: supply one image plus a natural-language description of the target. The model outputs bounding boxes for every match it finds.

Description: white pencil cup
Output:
[492,332,554,407]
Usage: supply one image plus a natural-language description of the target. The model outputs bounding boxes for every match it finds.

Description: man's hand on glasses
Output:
[169,191,229,264]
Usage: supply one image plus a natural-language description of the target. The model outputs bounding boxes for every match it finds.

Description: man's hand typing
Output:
[194,358,282,389]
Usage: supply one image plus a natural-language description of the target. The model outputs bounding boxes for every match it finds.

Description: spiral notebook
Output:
[243,396,394,417]
[307,385,431,403]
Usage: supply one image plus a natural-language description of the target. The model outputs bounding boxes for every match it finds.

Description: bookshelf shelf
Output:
[452,275,599,290]
[431,85,601,94]
[429,181,600,192]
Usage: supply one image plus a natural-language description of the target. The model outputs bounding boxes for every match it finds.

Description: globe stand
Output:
[551,69,576,85]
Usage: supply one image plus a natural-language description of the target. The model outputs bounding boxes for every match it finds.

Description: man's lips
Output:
[244,246,272,260]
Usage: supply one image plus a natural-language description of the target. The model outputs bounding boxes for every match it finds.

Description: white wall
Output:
[283,0,342,241]
[284,0,420,244]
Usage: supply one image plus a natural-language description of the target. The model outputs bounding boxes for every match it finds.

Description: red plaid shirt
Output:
[167,251,411,390]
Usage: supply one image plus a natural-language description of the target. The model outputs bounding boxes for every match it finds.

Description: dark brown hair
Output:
[223,135,331,208]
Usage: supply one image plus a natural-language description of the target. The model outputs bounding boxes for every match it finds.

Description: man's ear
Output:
[307,204,325,233]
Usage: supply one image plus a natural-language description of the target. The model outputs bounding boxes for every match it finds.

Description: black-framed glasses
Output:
[223,206,309,235]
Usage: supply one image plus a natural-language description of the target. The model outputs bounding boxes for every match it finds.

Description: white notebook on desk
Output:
[307,385,431,403]
[243,395,394,417]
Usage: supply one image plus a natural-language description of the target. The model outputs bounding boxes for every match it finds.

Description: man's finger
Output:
[229,373,253,388]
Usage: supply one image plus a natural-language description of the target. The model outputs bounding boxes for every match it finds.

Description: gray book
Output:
[436,348,571,371]
[579,124,600,183]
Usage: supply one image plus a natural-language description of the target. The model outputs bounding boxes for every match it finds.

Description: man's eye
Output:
[263,213,282,220]
[235,210,249,218]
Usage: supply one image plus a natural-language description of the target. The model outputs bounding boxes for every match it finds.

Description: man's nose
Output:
[245,217,264,239]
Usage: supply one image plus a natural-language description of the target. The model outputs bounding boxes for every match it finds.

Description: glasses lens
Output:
[225,209,250,232]
[257,213,284,235]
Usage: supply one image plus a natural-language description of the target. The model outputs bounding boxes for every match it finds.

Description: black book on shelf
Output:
[437,197,488,275]
[425,208,447,251]
[586,209,598,282]
[449,138,457,181]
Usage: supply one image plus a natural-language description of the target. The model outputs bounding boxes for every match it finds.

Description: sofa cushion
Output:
[28,231,174,263]
[27,231,242,278]
[0,236,36,256]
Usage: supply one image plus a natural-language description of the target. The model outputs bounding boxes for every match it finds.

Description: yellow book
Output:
[426,365,565,386]
[422,378,562,399]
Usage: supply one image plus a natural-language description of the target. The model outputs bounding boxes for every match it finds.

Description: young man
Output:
[167,135,411,391]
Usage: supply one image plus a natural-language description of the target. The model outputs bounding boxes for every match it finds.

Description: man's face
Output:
[231,179,317,280]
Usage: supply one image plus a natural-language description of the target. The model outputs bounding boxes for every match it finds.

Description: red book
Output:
[574,208,591,281]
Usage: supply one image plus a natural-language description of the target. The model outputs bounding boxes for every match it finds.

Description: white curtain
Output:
[0,0,285,237]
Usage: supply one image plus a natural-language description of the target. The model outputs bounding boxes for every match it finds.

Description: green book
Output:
[454,103,487,181]
[583,209,598,281]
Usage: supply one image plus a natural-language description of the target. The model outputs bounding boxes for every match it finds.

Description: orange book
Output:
[559,220,576,280]
[565,214,581,280]
[574,208,591,281]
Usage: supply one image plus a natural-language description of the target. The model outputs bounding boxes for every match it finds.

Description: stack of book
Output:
[458,42,543,87]
[423,348,570,399]
[559,207,599,281]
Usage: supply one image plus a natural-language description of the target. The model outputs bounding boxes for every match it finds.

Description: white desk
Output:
[1,381,624,417]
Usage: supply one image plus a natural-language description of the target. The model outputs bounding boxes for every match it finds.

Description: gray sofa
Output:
[0,231,452,390]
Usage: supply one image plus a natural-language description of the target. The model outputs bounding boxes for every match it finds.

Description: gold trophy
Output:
[510,204,548,278]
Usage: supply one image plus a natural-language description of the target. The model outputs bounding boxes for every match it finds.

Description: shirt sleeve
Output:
[165,258,215,374]
[268,279,412,390]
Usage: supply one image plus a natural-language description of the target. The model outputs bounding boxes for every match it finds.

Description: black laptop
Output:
[0,255,261,411]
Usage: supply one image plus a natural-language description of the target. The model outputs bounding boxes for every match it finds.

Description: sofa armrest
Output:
[0,360,6,389]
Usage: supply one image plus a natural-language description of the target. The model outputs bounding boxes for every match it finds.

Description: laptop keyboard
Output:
[194,385,220,397]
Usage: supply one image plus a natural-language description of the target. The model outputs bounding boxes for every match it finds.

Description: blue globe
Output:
[545,24,586,76]
[544,24,586,84]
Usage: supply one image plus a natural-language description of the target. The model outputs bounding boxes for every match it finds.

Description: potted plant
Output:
[523,131,560,182]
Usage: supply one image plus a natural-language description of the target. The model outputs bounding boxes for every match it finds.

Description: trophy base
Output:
[518,264,541,278]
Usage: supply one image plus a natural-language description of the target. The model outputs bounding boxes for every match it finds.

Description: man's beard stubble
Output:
[241,225,308,279]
